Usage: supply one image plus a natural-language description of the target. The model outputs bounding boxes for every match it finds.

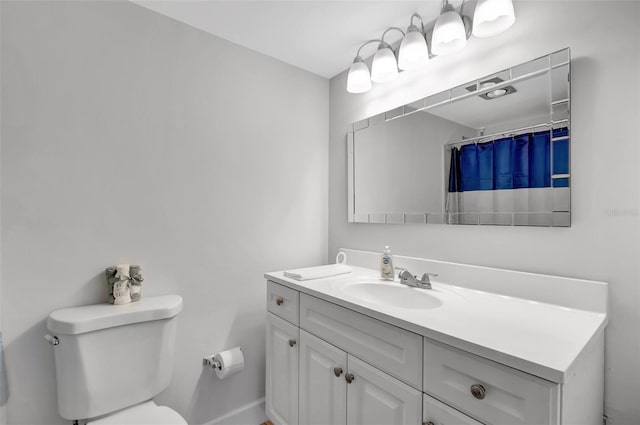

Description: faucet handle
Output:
[420,273,438,284]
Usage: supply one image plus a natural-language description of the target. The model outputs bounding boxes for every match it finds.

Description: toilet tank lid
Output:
[47,295,183,335]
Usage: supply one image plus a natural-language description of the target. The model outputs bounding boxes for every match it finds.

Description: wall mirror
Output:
[347,48,571,227]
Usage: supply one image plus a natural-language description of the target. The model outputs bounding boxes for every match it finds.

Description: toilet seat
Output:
[87,401,187,425]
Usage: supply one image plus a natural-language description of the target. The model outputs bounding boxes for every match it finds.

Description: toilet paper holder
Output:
[202,346,245,379]
[202,355,222,370]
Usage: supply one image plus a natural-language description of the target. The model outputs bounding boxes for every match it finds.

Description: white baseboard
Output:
[205,398,266,425]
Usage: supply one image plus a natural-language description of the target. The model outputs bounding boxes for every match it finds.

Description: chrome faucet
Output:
[397,269,438,289]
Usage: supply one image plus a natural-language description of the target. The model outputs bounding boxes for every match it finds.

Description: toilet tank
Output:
[46,295,183,421]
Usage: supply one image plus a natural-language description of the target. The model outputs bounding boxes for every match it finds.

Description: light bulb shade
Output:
[346,58,372,94]
[398,29,429,70]
[370,45,398,83]
[472,0,516,37]
[431,6,467,56]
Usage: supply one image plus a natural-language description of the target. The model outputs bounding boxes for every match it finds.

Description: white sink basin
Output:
[341,282,442,309]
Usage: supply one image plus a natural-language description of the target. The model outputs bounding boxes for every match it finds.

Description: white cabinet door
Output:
[346,355,421,425]
[299,330,347,425]
[266,313,299,425]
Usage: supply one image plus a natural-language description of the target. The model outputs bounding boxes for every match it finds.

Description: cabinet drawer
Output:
[267,281,299,325]
[423,339,559,425]
[300,293,422,390]
[423,394,483,425]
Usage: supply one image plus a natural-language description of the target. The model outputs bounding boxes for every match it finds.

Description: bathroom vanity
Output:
[264,249,607,425]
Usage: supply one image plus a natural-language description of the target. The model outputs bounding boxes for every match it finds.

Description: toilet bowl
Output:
[46,295,186,424]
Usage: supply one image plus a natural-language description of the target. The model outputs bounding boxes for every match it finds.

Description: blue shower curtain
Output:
[447,127,569,224]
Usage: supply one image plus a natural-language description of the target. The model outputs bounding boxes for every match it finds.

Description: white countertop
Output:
[265,265,607,383]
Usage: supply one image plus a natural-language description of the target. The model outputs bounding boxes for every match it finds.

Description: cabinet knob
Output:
[333,367,343,377]
[288,339,296,347]
[345,373,355,384]
[470,384,486,400]
[276,297,284,306]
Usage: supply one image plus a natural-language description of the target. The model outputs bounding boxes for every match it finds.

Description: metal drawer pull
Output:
[345,373,355,383]
[333,367,343,377]
[288,339,296,347]
[423,422,435,425]
[276,297,284,306]
[470,384,486,400]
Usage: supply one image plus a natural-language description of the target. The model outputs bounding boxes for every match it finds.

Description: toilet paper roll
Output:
[214,346,244,379]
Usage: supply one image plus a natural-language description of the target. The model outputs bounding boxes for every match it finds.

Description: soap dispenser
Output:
[380,246,395,280]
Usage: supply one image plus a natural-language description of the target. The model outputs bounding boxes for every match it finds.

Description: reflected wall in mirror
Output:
[348,48,571,227]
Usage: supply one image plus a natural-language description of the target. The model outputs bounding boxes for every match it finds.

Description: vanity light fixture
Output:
[398,14,430,71]
[431,1,469,56]
[472,0,516,38]
[371,28,405,83]
[347,39,382,93]
[346,1,516,94]
[347,55,374,94]
[370,42,399,83]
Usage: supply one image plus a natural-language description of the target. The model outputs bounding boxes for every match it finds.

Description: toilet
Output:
[46,295,186,424]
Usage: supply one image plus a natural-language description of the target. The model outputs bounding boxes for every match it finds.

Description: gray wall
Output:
[329,1,639,423]
[1,1,328,424]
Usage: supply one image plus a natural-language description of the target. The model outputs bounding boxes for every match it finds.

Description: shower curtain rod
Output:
[446,120,569,147]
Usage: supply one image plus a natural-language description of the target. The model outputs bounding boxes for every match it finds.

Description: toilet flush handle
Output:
[44,334,59,346]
